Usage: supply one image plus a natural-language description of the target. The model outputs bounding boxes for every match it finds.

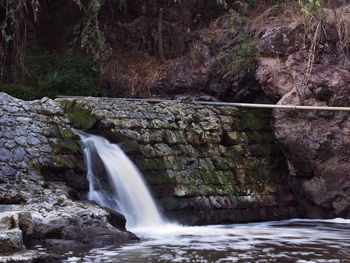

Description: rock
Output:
[27,136,41,146]
[2,165,16,176]
[12,148,26,162]
[5,141,16,149]
[0,149,12,162]
[14,137,27,146]
[152,143,173,157]
[28,201,137,250]
[0,192,26,204]
[0,212,13,229]
[0,250,66,262]
[103,207,127,231]
[0,229,23,253]
[255,6,350,218]
[256,58,294,99]
[18,212,34,236]
[1,127,16,139]
[257,25,303,58]
[0,212,30,253]
[63,169,89,191]
[39,97,65,115]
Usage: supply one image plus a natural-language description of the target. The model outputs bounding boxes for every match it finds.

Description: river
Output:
[61,218,350,263]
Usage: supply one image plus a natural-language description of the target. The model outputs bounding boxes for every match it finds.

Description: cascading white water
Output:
[75,130,164,228]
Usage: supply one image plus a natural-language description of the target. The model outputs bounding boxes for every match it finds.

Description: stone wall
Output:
[0,92,298,244]
[0,93,136,257]
[59,97,297,224]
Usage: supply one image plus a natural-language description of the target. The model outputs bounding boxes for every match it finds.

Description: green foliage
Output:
[232,33,257,73]
[0,43,101,100]
[0,84,40,101]
[72,0,128,62]
[234,0,259,9]
[216,32,256,78]
[298,0,323,14]
[227,9,242,27]
[73,0,110,62]
[37,57,101,98]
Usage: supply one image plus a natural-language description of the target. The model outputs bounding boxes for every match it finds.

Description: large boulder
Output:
[0,212,28,253]
[28,200,137,250]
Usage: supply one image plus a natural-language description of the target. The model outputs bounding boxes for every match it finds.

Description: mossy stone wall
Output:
[59,97,297,224]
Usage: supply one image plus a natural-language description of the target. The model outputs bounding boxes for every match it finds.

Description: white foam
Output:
[76,130,164,228]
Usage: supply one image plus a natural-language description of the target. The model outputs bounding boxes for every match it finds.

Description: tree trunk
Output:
[158,8,166,64]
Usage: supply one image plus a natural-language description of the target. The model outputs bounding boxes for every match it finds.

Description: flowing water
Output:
[75,130,163,228]
[70,131,350,263]
[62,218,350,263]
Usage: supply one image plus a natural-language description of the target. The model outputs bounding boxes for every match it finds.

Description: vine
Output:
[0,0,32,82]
[0,0,126,82]
[72,0,128,62]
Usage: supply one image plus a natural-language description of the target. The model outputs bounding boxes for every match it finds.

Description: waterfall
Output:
[75,130,164,228]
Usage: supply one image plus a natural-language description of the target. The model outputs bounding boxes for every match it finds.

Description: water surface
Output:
[62,218,350,263]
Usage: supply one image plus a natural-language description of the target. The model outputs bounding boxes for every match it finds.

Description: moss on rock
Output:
[143,158,168,171]
[67,107,96,130]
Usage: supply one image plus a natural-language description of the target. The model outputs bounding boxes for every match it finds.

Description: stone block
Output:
[139,129,164,143]
[152,143,174,157]
[223,131,248,146]
[198,158,215,170]
[120,119,144,129]
[0,213,13,230]
[119,129,141,141]
[185,131,203,145]
[173,144,199,157]
[164,156,186,170]
[165,130,186,145]
[212,156,236,170]
[202,131,222,144]
[139,145,157,158]
[143,158,167,171]
[150,119,171,129]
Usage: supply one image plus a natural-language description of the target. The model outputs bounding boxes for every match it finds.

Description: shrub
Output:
[0,43,102,100]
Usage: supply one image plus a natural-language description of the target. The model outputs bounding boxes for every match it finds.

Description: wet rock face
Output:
[59,97,297,225]
[255,6,350,218]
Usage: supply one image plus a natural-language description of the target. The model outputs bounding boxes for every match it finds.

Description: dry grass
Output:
[248,1,350,101]
[334,5,350,54]
[102,50,169,97]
